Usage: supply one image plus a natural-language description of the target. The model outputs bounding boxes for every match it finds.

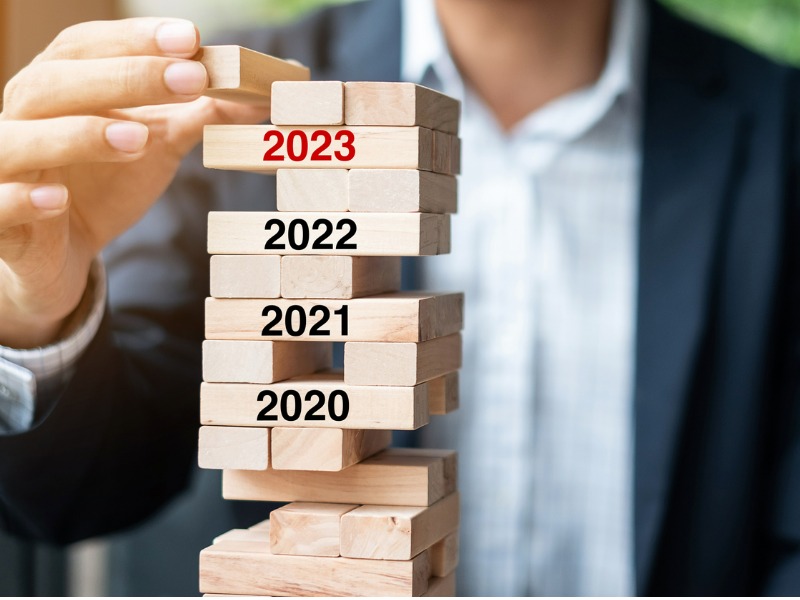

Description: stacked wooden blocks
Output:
[196,47,463,597]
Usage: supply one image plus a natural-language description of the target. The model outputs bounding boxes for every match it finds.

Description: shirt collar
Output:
[401,0,647,138]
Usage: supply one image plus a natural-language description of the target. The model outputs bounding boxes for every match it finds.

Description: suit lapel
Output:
[634,2,744,589]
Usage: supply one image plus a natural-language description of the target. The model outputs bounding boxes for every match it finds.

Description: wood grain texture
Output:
[427,372,460,416]
[276,168,348,212]
[200,538,430,596]
[348,169,457,214]
[200,372,430,430]
[433,130,460,176]
[430,530,459,577]
[202,340,331,384]
[209,255,280,298]
[203,125,438,173]
[269,502,357,556]
[271,81,344,125]
[205,292,464,342]
[213,528,271,544]
[196,46,309,105]
[207,212,450,256]
[344,82,459,134]
[339,493,459,560]
[198,426,269,471]
[281,256,401,299]
[222,448,457,506]
[271,428,392,471]
[344,333,462,386]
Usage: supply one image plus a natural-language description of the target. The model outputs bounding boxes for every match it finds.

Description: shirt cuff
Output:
[0,259,107,432]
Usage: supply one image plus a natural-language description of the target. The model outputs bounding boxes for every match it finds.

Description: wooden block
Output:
[200,538,430,596]
[196,46,309,105]
[202,340,331,384]
[271,81,344,125]
[223,448,457,507]
[344,333,461,386]
[271,428,391,471]
[209,255,280,298]
[205,292,464,343]
[340,493,459,560]
[451,135,461,176]
[276,168,348,212]
[344,82,459,134]
[430,530,459,577]
[348,169,457,214]
[201,372,430,430]
[198,426,269,471]
[428,372,459,416]
[207,212,450,256]
[432,130,449,176]
[204,125,436,173]
[269,502,357,556]
[281,256,401,299]
[423,573,456,597]
[213,528,270,544]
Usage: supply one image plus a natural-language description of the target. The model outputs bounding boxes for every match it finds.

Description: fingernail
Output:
[156,20,197,55]
[164,61,207,95]
[30,185,68,210]
[105,122,149,153]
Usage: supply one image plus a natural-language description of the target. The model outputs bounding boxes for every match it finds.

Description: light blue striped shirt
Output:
[407,0,647,594]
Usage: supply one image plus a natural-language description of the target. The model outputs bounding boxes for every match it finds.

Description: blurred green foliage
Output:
[124,0,800,67]
[272,0,800,67]
[661,0,800,65]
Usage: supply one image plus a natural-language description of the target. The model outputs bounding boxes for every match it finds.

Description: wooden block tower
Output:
[195,47,463,597]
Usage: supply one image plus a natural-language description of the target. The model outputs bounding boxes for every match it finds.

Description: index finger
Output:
[36,17,200,62]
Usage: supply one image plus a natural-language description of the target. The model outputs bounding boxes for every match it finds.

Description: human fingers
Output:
[35,17,200,61]
[0,117,149,177]
[3,56,207,120]
[0,183,69,230]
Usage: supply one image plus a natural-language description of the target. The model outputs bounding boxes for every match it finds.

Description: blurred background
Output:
[0,0,798,595]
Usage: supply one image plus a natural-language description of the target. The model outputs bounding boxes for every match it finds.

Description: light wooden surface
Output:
[269,502,357,557]
[200,538,430,596]
[276,169,348,212]
[430,530,459,577]
[202,340,331,384]
[344,82,460,134]
[210,255,280,298]
[281,256,401,299]
[428,372,460,416]
[271,81,344,125]
[339,493,459,561]
[203,125,436,173]
[200,372,430,430]
[207,212,450,256]
[213,528,271,544]
[205,292,464,343]
[196,46,309,105]
[433,130,461,176]
[349,169,457,213]
[271,428,392,471]
[344,333,462,386]
[222,448,457,506]
[198,426,270,471]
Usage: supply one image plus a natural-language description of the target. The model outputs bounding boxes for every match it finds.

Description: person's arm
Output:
[0,261,106,433]
[0,18,268,543]
[758,72,800,594]
[0,144,215,543]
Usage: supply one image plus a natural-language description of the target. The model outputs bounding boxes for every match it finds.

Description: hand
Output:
[0,18,268,348]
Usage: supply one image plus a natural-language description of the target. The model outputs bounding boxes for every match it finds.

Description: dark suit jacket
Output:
[0,0,798,594]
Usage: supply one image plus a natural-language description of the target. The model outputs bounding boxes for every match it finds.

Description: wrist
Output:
[0,261,92,349]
